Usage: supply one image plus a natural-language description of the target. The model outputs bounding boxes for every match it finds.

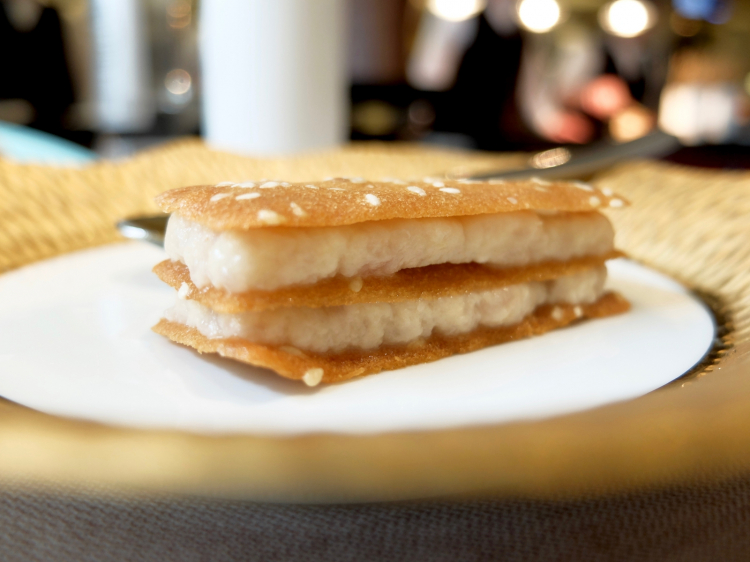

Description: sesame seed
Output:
[215,181,234,187]
[304,184,318,189]
[439,187,461,194]
[507,196,518,204]
[609,198,624,208]
[601,187,614,196]
[257,209,286,225]
[281,182,291,187]
[177,282,190,299]
[574,306,583,318]
[260,181,279,188]
[551,307,564,321]
[572,181,594,192]
[210,193,231,202]
[407,186,426,196]
[323,176,335,181]
[350,177,365,183]
[328,187,345,191]
[365,194,381,206]
[533,186,548,192]
[289,202,306,216]
[236,192,261,200]
[432,181,445,187]
[589,196,601,207]
[531,177,552,186]
[235,181,256,188]
[302,368,324,387]
[349,277,363,292]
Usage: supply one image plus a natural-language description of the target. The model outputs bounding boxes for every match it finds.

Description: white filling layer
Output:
[165,212,613,292]
[165,268,606,354]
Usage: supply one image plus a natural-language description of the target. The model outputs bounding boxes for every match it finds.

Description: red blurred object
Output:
[545,111,595,144]
[580,75,632,120]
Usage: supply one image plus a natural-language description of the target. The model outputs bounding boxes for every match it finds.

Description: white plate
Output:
[0,243,713,435]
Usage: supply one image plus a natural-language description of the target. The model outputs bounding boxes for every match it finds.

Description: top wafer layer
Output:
[155,178,627,230]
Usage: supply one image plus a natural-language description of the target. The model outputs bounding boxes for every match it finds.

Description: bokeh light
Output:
[426,0,487,22]
[599,0,656,38]
[516,0,562,34]
[609,105,655,141]
[164,69,192,96]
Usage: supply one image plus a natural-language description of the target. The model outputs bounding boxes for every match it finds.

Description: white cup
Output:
[200,0,347,155]
[90,0,155,133]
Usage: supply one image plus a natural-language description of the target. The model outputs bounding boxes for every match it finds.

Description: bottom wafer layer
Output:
[152,291,630,385]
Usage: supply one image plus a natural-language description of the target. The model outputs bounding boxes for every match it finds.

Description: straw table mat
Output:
[1,140,750,561]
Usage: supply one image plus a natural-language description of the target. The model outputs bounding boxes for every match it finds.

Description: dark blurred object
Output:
[146,0,199,134]
[349,0,412,142]
[435,15,529,150]
[0,0,86,144]
[349,0,407,85]
[351,2,532,150]
[664,143,750,169]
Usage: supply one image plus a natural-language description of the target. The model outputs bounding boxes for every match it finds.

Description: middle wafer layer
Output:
[154,252,621,313]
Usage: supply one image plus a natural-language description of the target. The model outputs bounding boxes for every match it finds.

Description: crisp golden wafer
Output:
[155,178,628,230]
[152,292,630,385]
[154,251,624,313]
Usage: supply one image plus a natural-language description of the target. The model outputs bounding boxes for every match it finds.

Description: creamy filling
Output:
[165,268,606,354]
[165,211,614,292]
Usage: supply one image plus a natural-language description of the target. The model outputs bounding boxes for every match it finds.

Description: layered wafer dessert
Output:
[152,177,630,386]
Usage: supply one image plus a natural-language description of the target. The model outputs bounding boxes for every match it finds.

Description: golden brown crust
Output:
[154,252,624,313]
[152,292,630,384]
[155,178,628,230]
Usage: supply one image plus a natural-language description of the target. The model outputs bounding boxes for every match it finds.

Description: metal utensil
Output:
[117,215,168,247]
[451,131,680,181]
[116,131,681,246]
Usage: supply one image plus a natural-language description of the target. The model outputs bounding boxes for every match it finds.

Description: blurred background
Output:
[0,0,748,163]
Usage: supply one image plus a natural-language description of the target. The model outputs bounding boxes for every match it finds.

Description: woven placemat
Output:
[1,141,749,504]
